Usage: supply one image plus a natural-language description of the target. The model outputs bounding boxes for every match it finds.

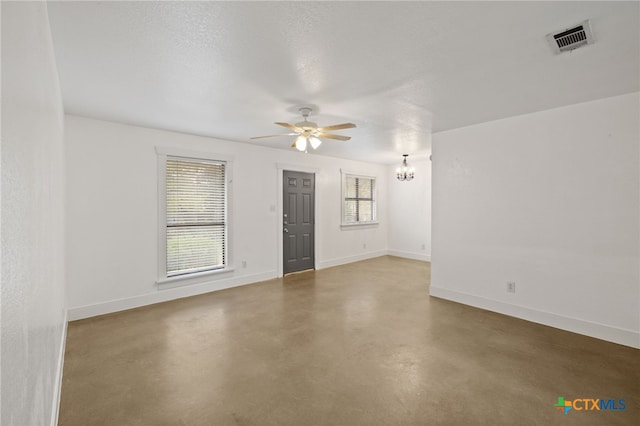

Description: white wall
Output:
[1,2,67,425]
[65,115,389,319]
[431,93,640,348]
[388,158,432,261]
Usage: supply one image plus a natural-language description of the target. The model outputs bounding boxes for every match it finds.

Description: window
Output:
[342,173,377,225]
[160,154,228,280]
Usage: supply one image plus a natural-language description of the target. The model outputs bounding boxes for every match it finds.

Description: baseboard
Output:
[429,286,640,349]
[68,254,428,320]
[51,309,68,426]
[387,249,431,262]
[317,250,388,270]
[68,271,277,321]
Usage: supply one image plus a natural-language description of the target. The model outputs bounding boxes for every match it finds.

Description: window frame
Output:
[156,147,234,285]
[341,171,378,227]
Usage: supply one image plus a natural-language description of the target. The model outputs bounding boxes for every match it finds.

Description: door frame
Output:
[276,163,320,277]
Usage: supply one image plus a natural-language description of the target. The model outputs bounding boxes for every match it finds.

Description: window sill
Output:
[340,222,379,230]
[157,267,235,289]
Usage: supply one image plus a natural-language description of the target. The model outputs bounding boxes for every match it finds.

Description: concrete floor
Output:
[60,256,639,425]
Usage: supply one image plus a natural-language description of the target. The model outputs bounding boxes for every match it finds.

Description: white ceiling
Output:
[47,1,639,164]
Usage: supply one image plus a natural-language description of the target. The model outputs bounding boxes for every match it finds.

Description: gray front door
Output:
[283,171,315,274]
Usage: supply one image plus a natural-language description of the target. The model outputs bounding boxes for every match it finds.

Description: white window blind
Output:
[343,175,376,224]
[166,157,226,277]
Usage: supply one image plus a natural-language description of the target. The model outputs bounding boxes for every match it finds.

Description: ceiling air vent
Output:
[547,20,594,54]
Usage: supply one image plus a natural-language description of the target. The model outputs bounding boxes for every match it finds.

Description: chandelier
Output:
[396,154,415,181]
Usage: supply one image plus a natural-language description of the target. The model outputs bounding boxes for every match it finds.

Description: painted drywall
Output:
[388,158,432,261]
[431,92,640,348]
[1,2,67,425]
[65,115,390,319]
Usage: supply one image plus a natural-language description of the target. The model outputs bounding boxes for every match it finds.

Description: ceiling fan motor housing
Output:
[296,121,318,130]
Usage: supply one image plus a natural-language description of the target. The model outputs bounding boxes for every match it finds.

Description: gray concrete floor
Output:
[60,256,639,425]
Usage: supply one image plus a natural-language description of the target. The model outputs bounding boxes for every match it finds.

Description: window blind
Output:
[343,175,375,223]
[166,157,226,277]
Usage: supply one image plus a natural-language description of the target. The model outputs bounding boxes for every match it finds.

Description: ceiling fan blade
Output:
[317,133,350,141]
[317,123,356,132]
[274,122,302,132]
[250,133,297,140]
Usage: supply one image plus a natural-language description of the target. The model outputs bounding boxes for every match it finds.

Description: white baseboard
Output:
[51,309,68,426]
[69,251,420,321]
[429,286,640,349]
[68,252,431,322]
[68,271,277,321]
[317,250,388,270]
[387,249,431,262]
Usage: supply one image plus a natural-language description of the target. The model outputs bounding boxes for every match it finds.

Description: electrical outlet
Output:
[242,260,247,268]
[363,243,367,249]
[421,243,426,250]
[507,281,516,293]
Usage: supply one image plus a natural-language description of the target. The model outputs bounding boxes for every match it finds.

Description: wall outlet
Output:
[506,281,516,293]
[421,243,426,250]
[363,243,367,249]
[242,260,247,268]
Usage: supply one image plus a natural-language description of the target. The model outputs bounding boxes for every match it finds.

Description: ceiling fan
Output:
[251,107,356,152]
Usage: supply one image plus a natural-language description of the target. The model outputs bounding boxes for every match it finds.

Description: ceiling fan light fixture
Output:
[309,136,322,149]
[295,135,307,151]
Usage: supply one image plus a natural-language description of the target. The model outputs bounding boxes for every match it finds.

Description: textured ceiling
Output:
[47,1,639,164]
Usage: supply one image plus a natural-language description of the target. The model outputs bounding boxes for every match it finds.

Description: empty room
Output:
[2,1,639,425]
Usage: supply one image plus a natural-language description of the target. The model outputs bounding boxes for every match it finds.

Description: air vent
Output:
[547,20,594,54]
